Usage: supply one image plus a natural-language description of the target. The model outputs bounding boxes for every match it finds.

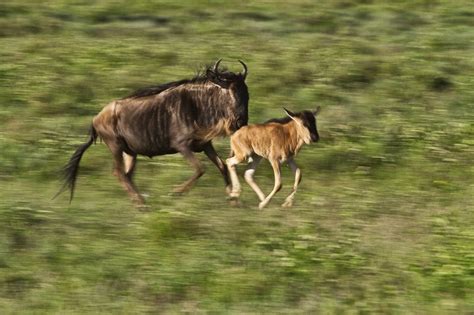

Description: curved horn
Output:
[238,60,248,80]
[213,59,222,73]
[312,106,321,116]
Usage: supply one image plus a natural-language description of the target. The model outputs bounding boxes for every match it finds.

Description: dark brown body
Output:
[93,81,242,157]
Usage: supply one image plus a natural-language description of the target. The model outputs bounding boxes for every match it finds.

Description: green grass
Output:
[1,0,474,313]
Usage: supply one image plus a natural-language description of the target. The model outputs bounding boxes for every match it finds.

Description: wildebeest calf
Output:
[226,107,320,209]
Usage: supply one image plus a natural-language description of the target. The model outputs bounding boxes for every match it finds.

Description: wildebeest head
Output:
[284,107,321,143]
[206,59,249,130]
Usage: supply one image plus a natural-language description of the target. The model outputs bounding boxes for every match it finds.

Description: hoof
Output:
[171,185,190,195]
[229,198,241,207]
[172,180,195,194]
[228,190,241,199]
[258,201,268,210]
[281,199,293,208]
[136,204,151,212]
[132,194,146,206]
[172,188,185,194]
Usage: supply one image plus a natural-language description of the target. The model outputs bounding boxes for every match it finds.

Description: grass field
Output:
[1,0,474,313]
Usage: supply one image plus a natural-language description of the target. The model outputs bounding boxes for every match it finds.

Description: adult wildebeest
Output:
[56,59,249,205]
[227,107,320,209]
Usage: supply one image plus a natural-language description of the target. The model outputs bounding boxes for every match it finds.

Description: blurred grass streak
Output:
[1,0,474,313]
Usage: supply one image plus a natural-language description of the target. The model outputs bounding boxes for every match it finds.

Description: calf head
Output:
[284,106,321,144]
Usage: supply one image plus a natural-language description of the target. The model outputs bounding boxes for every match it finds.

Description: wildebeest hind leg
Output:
[173,147,205,194]
[203,142,231,194]
[110,148,144,205]
[123,152,137,179]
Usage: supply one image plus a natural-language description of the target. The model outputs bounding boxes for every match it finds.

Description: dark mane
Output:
[264,116,292,124]
[124,74,209,99]
[124,63,244,99]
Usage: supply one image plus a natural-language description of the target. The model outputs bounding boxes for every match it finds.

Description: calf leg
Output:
[282,158,301,207]
[259,159,282,209]
[203,142,231,193]
[244,155,265,202]
[173,147,205,194]
[226,155,245,199]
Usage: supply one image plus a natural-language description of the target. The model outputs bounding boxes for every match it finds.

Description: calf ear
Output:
[312,106,321,116]
[283,107,296,118]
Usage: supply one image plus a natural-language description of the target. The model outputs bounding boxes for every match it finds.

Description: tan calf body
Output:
[227,107,320,209]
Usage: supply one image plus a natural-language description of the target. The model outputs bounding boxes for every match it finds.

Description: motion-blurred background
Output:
[1,0,473,313]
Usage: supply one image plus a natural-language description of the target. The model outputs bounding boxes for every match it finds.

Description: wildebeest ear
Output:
[206,69,215,77]
[312,106,321,116]
[206,59,222,80]
[206,69,227,88]
[283,107,296,118]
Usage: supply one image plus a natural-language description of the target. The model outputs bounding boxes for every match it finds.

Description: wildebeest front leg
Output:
[173,147,205,194]
[282,158,301,208]
[203,142,231,194]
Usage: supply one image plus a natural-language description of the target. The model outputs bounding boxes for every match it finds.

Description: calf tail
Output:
[53,125,97,203]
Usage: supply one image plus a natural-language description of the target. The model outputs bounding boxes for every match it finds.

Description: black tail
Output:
[53,125,97,203]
